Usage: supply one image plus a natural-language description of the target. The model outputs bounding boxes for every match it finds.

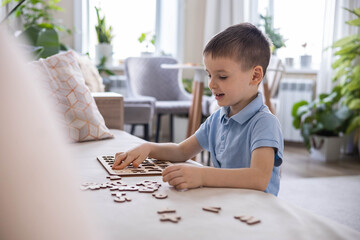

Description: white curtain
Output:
[317,0,360,95]
[203,0,256,47]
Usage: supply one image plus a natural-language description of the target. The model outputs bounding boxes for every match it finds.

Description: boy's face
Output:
[204,55,263,116]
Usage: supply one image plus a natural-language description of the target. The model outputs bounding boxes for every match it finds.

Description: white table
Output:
[72,130,360,240]
[161,64,207,137]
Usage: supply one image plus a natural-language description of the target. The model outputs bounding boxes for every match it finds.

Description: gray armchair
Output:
[124,57,210,142]
[123,96,155,141]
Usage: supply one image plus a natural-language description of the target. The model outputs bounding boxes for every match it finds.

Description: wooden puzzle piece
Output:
[157,208,176,214]
[159,214,181,223]
[114,197,126,203]
[234,216,261,225]
[152,193,168,199]
[111,192,126,197]
[246,217,261,225]
[106,175,122,180]
[80,185,90,191]
[138,187,157,193]
[113,196,131,203]
[202,207,221,213]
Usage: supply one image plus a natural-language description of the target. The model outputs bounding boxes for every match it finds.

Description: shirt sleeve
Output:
[195,113,214,151]
[250,113,284,167]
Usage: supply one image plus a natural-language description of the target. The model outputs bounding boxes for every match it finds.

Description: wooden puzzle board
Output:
[97,155,173,176]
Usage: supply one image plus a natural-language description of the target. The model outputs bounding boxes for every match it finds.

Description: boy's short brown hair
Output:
[203,23,271,76]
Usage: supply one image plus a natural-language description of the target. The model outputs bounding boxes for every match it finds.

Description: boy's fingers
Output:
[132,154,147,168]
[114,154,136,170]
[168,176,186,187]
[175,183,188,190]
[162,169,183,182]
[112,152,127,169]
[162,165,181,176]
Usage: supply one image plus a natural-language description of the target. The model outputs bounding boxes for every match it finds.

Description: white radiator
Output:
[276,79,314,142]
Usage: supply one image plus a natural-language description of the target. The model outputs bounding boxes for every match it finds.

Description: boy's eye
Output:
[219,76,227,80]
[207,74,211,78]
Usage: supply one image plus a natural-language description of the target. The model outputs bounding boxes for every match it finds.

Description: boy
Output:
[113,23,283,196]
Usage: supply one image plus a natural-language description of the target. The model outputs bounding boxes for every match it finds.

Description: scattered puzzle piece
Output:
[202,207,221,213]
[159,214,181,223]
[157,208,176,214]
[138,187,157,193]
[246,217,261,225]
[234,216,261,225]
[152,193,168,199]
[114,197,126,203]
[106,175,122,180]
[111,192,126,197]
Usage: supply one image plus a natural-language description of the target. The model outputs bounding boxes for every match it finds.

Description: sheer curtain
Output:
[317,0,360,95]
[203,0,257,47]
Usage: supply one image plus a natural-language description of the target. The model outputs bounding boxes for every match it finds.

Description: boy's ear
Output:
[250,66,263,85]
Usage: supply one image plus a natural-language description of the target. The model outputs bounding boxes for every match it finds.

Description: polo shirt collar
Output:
[220,91,263,125]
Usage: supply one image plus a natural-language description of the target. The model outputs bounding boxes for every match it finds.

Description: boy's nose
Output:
[208,78,216,90]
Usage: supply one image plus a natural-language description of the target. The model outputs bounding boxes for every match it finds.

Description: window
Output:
[79,0,181,65]
[88,0,156,62]
[258,0,325,68]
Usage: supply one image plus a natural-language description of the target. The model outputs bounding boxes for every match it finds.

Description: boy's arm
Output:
[112,135,203,169]
[162,147,274,191]
[201,147,274,191]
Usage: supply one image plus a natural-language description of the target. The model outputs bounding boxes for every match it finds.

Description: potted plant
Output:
[2,0,71,59]
[300,42,312,68]
[138,31,156,56]
[95,6,114,67]
[259,14,286,55]
[292,86,352,161]
[331,7,360,156]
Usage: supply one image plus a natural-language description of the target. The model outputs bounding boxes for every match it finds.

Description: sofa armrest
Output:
[92,92,124,130]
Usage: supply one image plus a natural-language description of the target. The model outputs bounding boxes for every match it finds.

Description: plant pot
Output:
[341,132,355,155]
[95,43,113,67]
[141,51,154,57]
[310,135,343,162]
[300,55,312,68]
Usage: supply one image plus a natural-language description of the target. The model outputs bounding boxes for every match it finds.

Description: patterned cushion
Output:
[73,51,105,92]
[32,51,113,142]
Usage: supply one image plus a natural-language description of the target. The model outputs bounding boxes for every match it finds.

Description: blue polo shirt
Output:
[195,92,283,196]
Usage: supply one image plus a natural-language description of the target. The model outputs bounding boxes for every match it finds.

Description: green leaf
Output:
[346,18,360,26]
[332,35,358,48]
[1,0,12,7]
[37,22,53,29]
[319,112,341,132]
[36,28,59,58]
[346,116,360,134]
[348,98,360,110]
[335,105,351,120]
[138,33,146,43]
[20,25,41,45]
[291,100,308,117]
[334,44,358,55]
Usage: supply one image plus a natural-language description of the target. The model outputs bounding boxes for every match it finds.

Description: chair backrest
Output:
[124,57,190,101]
[265,56,285,98]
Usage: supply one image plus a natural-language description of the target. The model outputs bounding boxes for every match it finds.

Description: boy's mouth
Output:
[214,93,225,100]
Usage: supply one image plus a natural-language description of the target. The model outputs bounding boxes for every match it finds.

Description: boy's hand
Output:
[162,164,203,190]
[112,144,150,170]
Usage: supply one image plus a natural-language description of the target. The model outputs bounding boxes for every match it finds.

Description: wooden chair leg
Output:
[155,114,162,142]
